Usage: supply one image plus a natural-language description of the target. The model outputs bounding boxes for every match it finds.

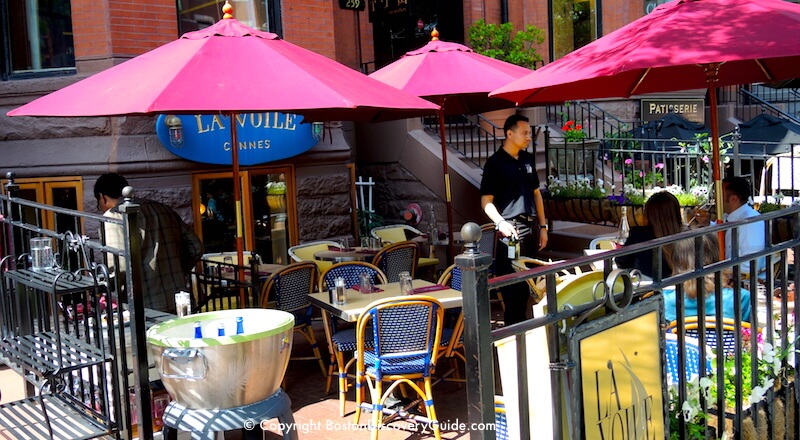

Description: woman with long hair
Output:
[662,233,751,322]
[616,191,684,279]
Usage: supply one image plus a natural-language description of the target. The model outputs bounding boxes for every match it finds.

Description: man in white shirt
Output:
[722,176,765,275]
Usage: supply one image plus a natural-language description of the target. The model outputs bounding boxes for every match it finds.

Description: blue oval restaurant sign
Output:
[155,113,316,165]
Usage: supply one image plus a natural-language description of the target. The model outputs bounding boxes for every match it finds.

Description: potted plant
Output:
[265,181,286,212]
[467,19,545,130]
[544,176,615,224]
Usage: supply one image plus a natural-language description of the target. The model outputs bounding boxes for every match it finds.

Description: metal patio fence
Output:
[458,206,800,439]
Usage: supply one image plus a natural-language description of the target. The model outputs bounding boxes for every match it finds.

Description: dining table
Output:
[307,279,462,322]
[313,247,379,263]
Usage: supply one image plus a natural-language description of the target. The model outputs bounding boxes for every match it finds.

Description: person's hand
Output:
[539,228,548,250]
[496,220,517,239]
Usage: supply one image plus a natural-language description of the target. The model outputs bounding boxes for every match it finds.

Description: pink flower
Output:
[639,171,644,177]
[655,163,665,169]
[625,158,633,165]
[702,155,709,163]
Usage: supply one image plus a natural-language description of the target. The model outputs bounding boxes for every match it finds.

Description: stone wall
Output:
[296,169,354,241]
[358,163,445,233]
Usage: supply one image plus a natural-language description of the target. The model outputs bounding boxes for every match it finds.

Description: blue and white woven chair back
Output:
[365,297,442,376]
[449,266,462,291]
[665,335,712,385]
[271,263,317,323]
[478,224,497,257]
[321,262,386,290]
[684,327,739,356]
[374,242,417,283]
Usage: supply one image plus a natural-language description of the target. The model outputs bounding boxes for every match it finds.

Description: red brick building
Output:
[0,0,649,264]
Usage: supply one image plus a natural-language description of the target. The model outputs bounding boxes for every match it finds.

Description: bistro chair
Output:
[665,317,753,356]
[511,257,580,305]
[288,240,342,272]
[371,241,418,283]
[478,223,497,263]
[353,295,444,440]
[588,235,617,250]
[319,262,387,416]
[371,225,439,271]
[370,224,424,245]
[192,257,259,312]
[259,261,327,378]
[664,333,713,385]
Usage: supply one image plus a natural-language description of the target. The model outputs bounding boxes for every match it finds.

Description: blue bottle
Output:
[236,316,244,335]
[217,323,225,337]
[193,322,202,339]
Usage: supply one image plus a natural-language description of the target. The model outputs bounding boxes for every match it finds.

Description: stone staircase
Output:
[419,121,613,259]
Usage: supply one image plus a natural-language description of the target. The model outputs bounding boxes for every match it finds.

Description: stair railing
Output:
[737,88,800,125]
[421,114,505,169]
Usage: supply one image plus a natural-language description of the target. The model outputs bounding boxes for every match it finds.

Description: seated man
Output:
[722,176,765,276]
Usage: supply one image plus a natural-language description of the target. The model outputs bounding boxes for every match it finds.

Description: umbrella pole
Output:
[230,112,247,304]
[437,101,456,264]
[708,84,726,258]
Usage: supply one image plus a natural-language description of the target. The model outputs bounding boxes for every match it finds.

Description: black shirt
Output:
[480,148,540,218]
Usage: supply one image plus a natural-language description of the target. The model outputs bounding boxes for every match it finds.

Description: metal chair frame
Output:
[353,295,444,440]
[259,261,327,377]
[318,262,387,416]
[665,317,753,356]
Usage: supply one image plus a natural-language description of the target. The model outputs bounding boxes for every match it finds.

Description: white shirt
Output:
[724,203,765,274]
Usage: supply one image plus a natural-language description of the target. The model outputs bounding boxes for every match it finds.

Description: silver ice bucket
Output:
[146,309,294,409]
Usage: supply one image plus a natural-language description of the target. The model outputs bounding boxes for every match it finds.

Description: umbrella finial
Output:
[222,0,234,19]
[431,28,439,41]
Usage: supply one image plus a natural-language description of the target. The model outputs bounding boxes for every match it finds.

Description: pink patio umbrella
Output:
[370,31,531,256]
[491,0,800,229]
[8,2,439,271]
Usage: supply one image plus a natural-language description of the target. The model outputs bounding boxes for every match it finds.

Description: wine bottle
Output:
[618,206,630,245]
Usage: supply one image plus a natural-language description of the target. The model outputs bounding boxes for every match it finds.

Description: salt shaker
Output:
[334,277,347,305]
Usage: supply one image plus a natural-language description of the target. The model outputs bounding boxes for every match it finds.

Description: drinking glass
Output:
[398,272,413,295]
[359,272,373,293]
[30,237,54,271]
[370,237,382,250]
[340,238,350,250]
[361,237,370,249]
[223,256,234,271]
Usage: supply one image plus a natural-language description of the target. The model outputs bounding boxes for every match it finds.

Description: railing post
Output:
[457,222,494,439]
[118,186,154,440]
[4,172,19,259]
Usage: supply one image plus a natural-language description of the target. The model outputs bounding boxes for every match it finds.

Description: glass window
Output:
[0,177,83,238]
[177,0,281,35]
[193,166,295,265]
[2,0,75,79]
[551,0,598,60]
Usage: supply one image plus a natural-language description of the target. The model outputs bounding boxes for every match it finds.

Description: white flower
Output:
[681,400,698,422]
[748,378,774,404]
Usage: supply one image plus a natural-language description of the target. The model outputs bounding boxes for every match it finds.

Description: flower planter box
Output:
[544,197,615,224]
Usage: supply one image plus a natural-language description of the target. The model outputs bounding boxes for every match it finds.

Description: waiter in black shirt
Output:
[480,114,547,325]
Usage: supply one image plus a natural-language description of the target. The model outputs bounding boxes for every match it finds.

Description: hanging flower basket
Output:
[266,194,286,212]
[544,197,615,224]
[610,204,647,227]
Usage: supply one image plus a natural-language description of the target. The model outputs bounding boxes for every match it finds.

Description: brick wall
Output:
[282,0,337,59]
[72,0,177,72]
